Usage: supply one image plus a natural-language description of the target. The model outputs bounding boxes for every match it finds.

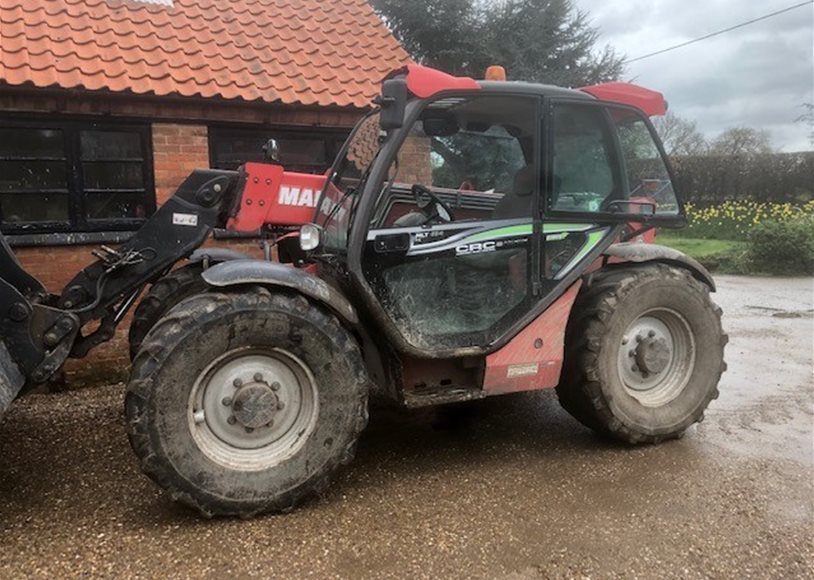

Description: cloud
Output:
[577,0,814,150]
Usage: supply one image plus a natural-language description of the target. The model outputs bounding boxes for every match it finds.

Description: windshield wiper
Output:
[319,151,380,229]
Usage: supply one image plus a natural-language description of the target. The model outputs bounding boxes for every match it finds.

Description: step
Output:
[402,384,485,408]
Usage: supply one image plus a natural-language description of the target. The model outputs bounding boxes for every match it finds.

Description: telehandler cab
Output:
[0,65,726,517]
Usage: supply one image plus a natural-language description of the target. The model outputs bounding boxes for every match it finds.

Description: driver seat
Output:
[491,165,536,219]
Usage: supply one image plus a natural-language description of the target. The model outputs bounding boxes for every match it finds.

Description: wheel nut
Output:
[245,427,254,433]
[642,371,650,378]
[253,373,263,383]
[632,365,639,372]
[622,337,628,345]
[636,334,643,342]
[227,416,237,425]
[648,330,656,338]
[628,350,635,357]
[277,400,285,410]
[271,381,281,391]
[233,378,243,388]
[221,397,232,406]
[266,419,275,428]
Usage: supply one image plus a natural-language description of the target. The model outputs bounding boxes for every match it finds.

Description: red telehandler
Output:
[0,65,726,516]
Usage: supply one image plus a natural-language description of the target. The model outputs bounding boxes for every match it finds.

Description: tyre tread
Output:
[556,264,727,444]
[128,264,208,361]
[125,286,369,517]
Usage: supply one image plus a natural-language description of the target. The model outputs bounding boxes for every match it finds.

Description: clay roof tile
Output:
[0,0,410,108]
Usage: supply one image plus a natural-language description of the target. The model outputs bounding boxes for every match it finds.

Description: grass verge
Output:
[656,234,748,274]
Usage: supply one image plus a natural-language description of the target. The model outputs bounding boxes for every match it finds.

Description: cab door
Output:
[482,98,685,394]
[359,94,543,353]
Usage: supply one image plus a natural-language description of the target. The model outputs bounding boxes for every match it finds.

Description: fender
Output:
[188,248,251,265]
[201,260,358,325]
[603,242,716,291]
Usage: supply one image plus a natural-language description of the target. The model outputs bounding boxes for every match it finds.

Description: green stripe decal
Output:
[468,224,531,241]
[566,230,605,267]
[466,222,593,243]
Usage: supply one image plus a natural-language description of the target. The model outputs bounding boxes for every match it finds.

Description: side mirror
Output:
[378,79,408,131]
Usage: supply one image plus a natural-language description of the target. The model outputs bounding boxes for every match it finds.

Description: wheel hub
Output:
[231,382,278,429]
[187,348,319,471]
[617,309,696,407]
[634,336,671,375]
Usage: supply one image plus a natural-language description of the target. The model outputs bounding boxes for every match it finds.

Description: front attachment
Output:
[0,341,25,421]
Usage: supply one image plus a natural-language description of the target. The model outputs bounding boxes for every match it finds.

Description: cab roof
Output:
[400,64,667,117]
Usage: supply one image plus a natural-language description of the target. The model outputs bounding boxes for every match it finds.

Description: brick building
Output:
[0,0,409,382]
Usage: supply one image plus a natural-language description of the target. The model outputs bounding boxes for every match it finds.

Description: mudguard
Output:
[201,260,359,325]
[0,341,24,421]
[603,242,716,291]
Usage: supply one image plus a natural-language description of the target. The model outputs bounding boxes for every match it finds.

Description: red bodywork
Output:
[483,281,582,395]
[579,82,667,117]
[229,162,328,232]
[404,64,480,98]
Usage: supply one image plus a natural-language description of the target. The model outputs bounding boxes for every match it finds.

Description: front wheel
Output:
[125,287,368,517]
[556,264,727,443]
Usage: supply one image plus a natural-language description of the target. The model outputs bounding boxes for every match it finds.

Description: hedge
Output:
[670,151,814,205]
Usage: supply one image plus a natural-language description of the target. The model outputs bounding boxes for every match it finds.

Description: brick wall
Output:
[152,123,210,204]
[399,133,433,185]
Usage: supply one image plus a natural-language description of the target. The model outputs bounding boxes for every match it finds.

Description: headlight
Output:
[299,223,323,251]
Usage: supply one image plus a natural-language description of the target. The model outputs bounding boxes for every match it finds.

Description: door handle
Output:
[373,233,410,253]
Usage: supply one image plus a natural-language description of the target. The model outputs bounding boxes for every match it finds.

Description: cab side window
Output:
[549,102,680,217]
[550,104,618,213]
[611,108,679,215]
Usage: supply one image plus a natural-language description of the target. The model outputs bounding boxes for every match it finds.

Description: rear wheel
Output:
[556,264,726,443]
[125,287,368,517]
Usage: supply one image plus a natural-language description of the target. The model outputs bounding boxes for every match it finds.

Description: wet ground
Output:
[0,275,812,579]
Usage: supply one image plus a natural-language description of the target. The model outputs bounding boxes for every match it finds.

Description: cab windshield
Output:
[316,112,382,250]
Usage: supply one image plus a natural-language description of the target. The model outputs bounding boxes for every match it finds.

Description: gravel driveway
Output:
[0,275,811,579]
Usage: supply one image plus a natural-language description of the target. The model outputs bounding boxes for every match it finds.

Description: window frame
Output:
[0,116,155,235]
[207,125,350,174]
[543,97,685,226]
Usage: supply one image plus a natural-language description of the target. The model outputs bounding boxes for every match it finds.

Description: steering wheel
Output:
[411,183,455,224]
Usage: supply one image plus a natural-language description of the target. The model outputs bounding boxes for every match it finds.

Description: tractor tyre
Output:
[556,264,726,444]
[125,287,369,517]
[128,263,207,361]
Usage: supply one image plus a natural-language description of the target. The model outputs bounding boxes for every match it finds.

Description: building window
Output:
[0,119,154,234]
[209,127,348,174]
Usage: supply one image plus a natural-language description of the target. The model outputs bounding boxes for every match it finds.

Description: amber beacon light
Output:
[485,65,507,81]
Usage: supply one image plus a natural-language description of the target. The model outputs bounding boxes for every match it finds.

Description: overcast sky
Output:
[576,0,814,151]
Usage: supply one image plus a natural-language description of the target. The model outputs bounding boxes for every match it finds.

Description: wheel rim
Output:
[188,347,319,471]
[616,308,696,407]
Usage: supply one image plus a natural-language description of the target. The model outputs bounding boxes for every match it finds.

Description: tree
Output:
[372,0,624,86]
[651,111,707,156]
[795,103,814,150]
[709,127,773,156]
